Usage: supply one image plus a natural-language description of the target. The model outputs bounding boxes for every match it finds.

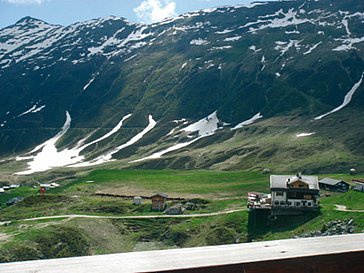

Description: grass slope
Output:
[1,170,364,262]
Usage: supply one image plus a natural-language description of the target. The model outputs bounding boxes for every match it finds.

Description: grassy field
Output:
[0,187,38,208]
[54,169,269,197]
[319,190,364,210]
[0,170,363,263]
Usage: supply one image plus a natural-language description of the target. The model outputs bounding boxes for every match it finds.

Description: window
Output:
[276,192,284,196]
[274,201,279,205]
[308,203,312,206]
[288,202,292,206]
[296,202,301,206]
[280,201,285,206]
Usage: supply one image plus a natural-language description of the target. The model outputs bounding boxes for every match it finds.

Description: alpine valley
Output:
[1,0,364,176]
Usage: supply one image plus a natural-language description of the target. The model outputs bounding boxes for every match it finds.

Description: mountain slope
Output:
[0,0,364,175]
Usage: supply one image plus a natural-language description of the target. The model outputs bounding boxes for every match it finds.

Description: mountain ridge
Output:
[0,0,364,174]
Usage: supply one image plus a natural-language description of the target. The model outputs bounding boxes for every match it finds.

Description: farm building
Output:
[39,183,60,189]
[353,179,364,192]
[270,174,320,210]
[248,174,320,216]
[247,192,271,209]
[151,193,168,211]
[319,178,350,192]
[133,196,142,205]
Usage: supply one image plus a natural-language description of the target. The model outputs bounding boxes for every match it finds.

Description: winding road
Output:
[0,208,247,225]
[2,204,363,225]
[335,205,364,212]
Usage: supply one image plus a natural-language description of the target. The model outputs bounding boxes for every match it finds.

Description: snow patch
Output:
[0,22,60,63]
[173,118,187,123]
[342,18,351,36]
[15,113,132,174]
[124,54,138,62]
[131,137,200,163]
[224,36,241,42]
[303,42,322,55]
[249,45,261,53]
[73,115,157,167]
[87,46,103,55]
[332,37,364,51]
[83,73,99,91]
[235,2,268,9]
[131,41,147,49]
[15,111,73,175]
[209,46,232,51]
[167,128,177,136]
[180,62,188,70]
[275,40,302,57]
[79,114,132,149]
[182,111,220,137]
[215,29,234,34]
[243,8,312,33]
[285,30,300,34]
[131,112,222,163]
[202,8,217,13]
[18,104,46,117]
[190,39,210,46]
[297,132,316,137]
[87,26,152,57]
[315,73,364,120]
[232,113,263,130]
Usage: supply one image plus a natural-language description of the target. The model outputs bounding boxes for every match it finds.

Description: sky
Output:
[0,0,264,28]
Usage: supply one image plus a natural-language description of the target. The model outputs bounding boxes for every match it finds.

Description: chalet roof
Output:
[151,193,168,198]
[319,178,348,186]
[270,175,319,190]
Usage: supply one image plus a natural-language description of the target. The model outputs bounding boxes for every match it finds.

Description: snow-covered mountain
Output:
[1,0,364,175]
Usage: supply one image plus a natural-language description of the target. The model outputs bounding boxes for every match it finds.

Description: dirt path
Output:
[0,208,247,224]
[335,205,364,212]
[0,233,10,242]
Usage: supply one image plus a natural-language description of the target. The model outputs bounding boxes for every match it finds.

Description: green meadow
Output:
[0,170,363,263]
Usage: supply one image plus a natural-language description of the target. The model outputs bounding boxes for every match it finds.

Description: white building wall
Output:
[287,199,316,207]
[272,191,286,206]
[272,191,318,208]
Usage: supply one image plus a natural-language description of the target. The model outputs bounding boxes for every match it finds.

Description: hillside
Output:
[0,0,364,175]
[1,170,364,262]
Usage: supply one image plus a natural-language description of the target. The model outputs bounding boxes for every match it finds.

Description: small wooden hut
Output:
[151,193,168,211]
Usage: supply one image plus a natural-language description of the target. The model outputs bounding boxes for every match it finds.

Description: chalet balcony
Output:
[272,199,319,209]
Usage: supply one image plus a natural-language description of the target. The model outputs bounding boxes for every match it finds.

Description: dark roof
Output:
[151,193,168,198]
[6,197,23,205]
[270,175,319,190]
[319,178,348,186]
[353,179,364,184]
[165,204,184,211]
